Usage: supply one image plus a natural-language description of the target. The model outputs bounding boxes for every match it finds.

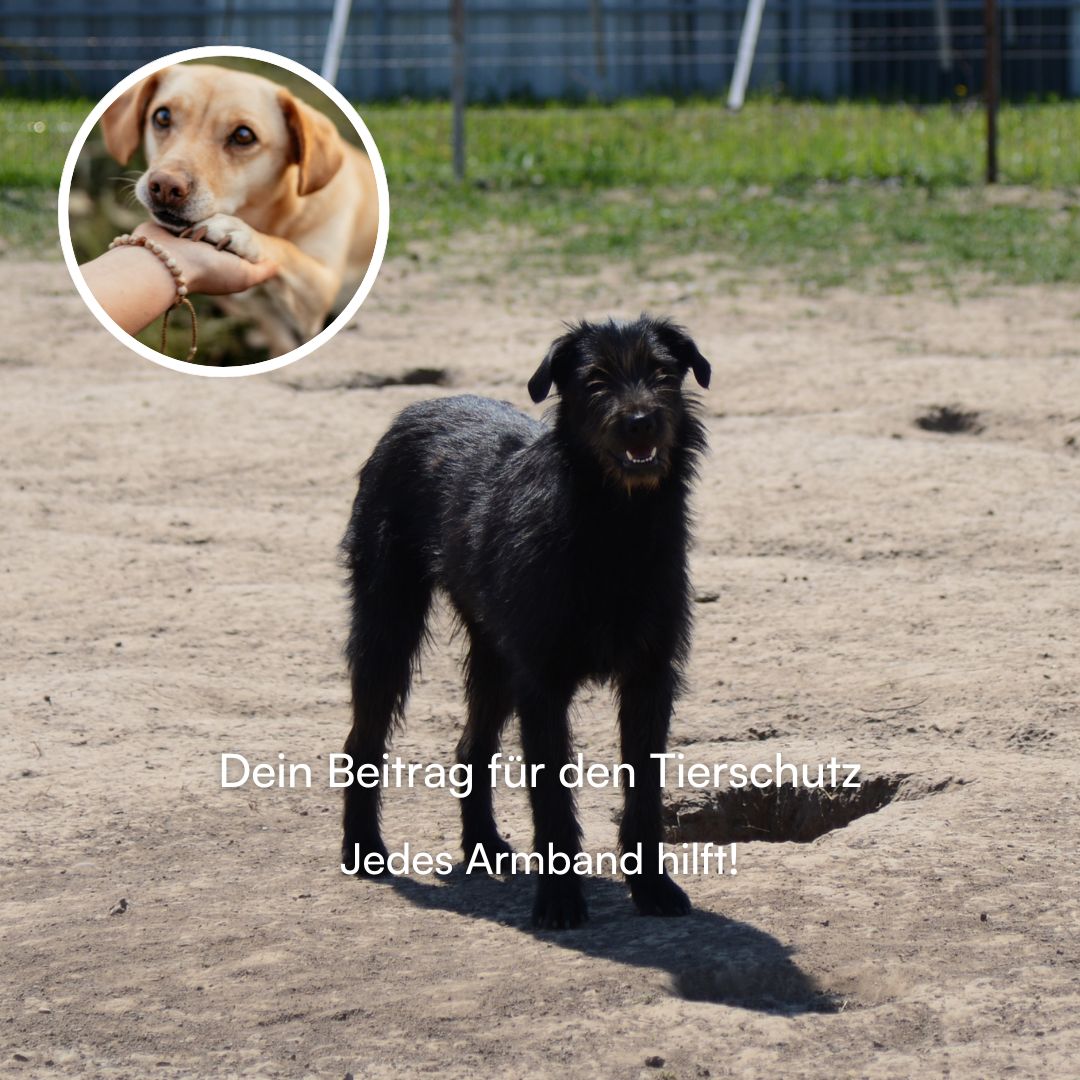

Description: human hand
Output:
[131,221,278,296]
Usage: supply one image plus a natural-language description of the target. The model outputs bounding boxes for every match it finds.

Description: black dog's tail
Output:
[342,486,432,710]
[339,461,433,859]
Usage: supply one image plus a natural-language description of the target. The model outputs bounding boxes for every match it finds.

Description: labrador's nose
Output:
[147,170,192,208]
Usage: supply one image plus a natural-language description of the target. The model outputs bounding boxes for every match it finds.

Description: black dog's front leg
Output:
[517,682,587,929]
[618,666,692,917]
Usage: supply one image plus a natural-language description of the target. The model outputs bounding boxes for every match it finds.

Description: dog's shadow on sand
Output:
[382,870,837,1014]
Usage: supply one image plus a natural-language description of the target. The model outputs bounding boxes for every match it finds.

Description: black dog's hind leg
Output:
[457,628,514,863]
[517,680,588,929]
[341,546,431,875]
[617,665,692,916]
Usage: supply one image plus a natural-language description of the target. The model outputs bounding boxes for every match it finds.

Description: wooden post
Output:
[590,0,607,83]
[451,0,466,181]
[984,0,999,183]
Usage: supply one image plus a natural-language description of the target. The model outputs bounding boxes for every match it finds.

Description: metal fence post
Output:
[321,0,353,87]
[728,0,767,110]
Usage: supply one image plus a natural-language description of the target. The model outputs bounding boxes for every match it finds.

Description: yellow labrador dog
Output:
[101,62,379,358]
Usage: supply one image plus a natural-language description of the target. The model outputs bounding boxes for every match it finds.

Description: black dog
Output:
[340,315,710,928]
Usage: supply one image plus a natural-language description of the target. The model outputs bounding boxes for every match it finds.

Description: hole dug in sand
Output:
[663,773,959,845]
[915,404,984,435]
[663,774,959,1012]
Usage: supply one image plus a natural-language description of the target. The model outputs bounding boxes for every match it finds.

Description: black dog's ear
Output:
[652,318,711,390]
[528,328,583,403]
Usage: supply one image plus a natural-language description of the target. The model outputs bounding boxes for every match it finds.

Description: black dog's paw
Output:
[630,873,692,917]
[463,834,515,871]
[532,876,588,930]
[340,838,391,878]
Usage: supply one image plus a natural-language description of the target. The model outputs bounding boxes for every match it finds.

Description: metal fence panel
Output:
[0,0,1076,100]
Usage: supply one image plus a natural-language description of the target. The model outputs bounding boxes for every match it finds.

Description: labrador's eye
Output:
[230,125,257,146]
[152,107,171,129]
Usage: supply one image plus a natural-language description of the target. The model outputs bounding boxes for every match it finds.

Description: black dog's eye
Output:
[152,107,171,130]
[229,125,257,146]
[584,370,612,396]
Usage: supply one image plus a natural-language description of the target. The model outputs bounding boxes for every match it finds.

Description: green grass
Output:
[362,99,1080,189]
[383,183,1080,288]
[357,99,1080,286]
[9,98,1080,190]
[0,100,89,249]
[0,99,91,186]
[5,97,1080,287]
[0,187,58,249]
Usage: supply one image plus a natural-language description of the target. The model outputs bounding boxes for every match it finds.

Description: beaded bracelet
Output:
[108,233,198,362]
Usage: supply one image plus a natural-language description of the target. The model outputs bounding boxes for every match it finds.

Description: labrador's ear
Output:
[651,317,711,389]
[100,73,161,165]
[278,90,345,197]
[528,327,586,403]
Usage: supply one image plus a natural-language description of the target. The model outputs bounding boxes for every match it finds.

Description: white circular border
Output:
[58,45,390,378]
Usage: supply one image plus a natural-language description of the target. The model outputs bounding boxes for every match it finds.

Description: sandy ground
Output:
[2,248,1079,1079]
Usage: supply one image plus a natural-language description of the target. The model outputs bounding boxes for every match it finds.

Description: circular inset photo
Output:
[60,46,389,376]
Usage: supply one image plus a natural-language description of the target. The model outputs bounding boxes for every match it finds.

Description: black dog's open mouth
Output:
[150,209,193,231]
[623,445,658,467]
[615,441,664,472]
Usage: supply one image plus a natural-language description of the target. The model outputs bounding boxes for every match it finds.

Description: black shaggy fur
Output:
[340,315,711,929]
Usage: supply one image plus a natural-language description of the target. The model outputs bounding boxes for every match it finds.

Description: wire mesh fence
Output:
[5,1,1079,196]
[1,0,1078,102]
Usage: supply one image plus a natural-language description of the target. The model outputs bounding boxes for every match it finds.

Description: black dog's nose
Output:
[622,410,658,441]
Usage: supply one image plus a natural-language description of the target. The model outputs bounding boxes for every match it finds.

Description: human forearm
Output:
[80,242,183,335]
[79,223,279,336]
